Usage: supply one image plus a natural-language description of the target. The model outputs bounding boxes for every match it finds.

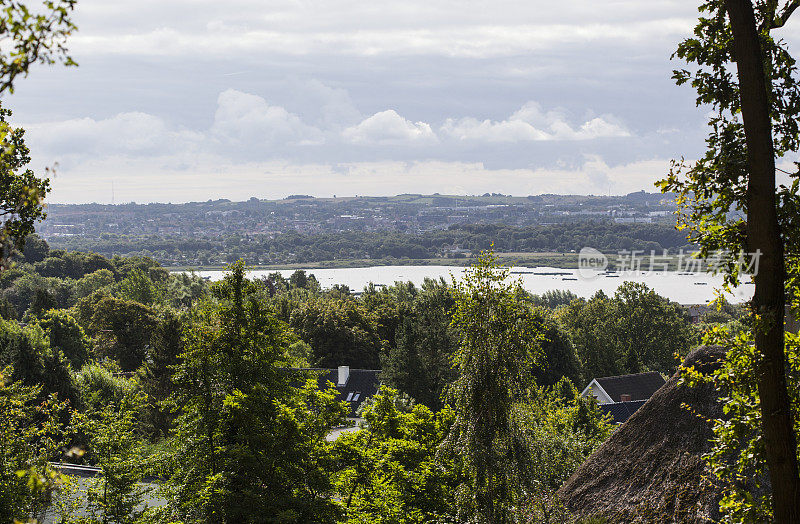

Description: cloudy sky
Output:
[8,0,800,203]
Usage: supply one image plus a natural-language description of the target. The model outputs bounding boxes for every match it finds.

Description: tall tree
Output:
[440,252,544,523]
[169,261,346,523]
[140,308,184,439]
[0,105,50,269]
[663,0,800,518]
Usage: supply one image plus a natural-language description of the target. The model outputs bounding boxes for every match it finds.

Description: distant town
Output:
[41,191,677,237]
[39,191,685,268]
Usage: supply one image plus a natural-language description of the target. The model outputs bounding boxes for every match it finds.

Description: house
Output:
[581,371,666,424]
[684,304,712,323]
[299,365,381,420]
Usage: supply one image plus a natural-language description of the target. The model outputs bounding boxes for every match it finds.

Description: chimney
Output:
[620,394,631,402]
[337,365,350,386]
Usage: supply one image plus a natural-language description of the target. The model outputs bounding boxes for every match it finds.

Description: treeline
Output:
[1,244,738,523]
[46,221,693,266]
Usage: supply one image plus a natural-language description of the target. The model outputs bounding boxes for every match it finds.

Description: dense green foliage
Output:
[380,278,459,409]
[559,282,695,378]
[0,318,76,403]
[289,298,386,369]
[332,387,462,523]
[0,246,714,523]
[35,309,91,369]
[0,366,70,523]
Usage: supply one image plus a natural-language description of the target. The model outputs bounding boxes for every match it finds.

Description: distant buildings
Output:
[38,193,680,267]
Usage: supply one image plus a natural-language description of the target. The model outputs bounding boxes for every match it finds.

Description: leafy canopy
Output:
[440,250,545,524]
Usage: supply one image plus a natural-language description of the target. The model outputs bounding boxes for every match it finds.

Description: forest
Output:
[0,237,742,523]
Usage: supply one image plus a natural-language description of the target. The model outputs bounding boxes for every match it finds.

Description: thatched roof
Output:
[558,345,728,523]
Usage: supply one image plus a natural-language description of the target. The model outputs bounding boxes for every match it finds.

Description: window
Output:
[345,392,353,401]
[352,392,360,402]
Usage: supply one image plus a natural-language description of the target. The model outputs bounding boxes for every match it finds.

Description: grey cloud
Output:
[8,0,763,202]
[68,0,703,60]
[26,87,641,167]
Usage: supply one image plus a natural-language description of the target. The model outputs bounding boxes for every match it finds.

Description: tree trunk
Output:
[725,0,800,520]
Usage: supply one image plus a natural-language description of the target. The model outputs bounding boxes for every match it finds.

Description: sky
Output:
[8,0,800,203]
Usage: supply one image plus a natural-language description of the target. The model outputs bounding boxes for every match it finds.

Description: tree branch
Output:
[769,0,800,29]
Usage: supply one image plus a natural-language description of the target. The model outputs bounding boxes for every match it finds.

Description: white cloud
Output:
[441,117,548,142]
[575,117,630,139]
[25,112,202,157]
[303,80,363,129]
[210,89,324,146]
[441,102,629,142]
[342,110,436,144]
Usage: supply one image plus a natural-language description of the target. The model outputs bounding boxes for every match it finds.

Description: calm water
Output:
[193,265,753,305]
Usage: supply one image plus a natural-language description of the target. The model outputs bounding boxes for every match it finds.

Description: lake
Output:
[193,265,753,305]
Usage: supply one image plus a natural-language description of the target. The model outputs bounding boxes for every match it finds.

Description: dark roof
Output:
[595,371,666,403]
[599,400,647,424]
[294,368,381,418]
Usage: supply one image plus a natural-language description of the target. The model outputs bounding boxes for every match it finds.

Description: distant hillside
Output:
[38,193,686,267]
